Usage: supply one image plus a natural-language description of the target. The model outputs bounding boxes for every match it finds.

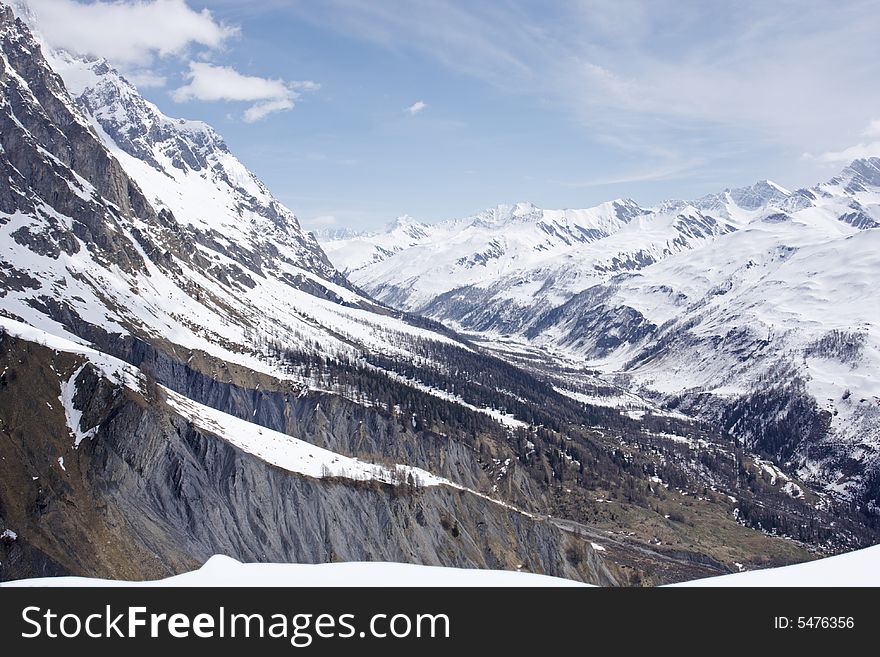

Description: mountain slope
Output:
[2,5,477,395]
[1,317,617,583]
[0,4,616,584]
[48,48,345,289]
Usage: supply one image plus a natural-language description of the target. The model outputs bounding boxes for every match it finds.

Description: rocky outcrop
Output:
[0,7,151,275]
[0,333,616,584]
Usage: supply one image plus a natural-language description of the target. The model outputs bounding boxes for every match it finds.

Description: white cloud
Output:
[810,142,880,165]
[21,1,319,119]
[406,100,427,115]
[172,62,319,122]
[173,63,289,103]
[24,0,237,67]
[808,118,880,164]
[291,80,322,93]
[244,99,295,124]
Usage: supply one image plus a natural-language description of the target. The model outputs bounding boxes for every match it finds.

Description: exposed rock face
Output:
[0,333,616,585]
[49,47,350,291]
[0,8,154,275]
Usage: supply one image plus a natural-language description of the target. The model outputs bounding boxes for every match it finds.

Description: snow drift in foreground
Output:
[0,556,589,588]
[676,543,880,587]
[4,545,880,587]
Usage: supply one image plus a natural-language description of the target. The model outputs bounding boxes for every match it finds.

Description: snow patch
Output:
[9,544,880,587]
[782,481,804,498]
[162,386,450,489]
[58,364,99,448]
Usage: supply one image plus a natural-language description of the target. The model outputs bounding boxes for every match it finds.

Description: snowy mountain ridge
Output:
[324,199,648,277]
[319,161,880,510]
[47,49,342,286]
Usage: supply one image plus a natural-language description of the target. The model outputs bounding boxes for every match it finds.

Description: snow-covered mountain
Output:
[324,175,872,321]
[318,214,436,274]
[0,3,618,584]
[48,49,346,287]
[1,2,876,586]
[326,198,745,315]
[326,201,650,298]
[320,164,880,511]
[1,5,470,385]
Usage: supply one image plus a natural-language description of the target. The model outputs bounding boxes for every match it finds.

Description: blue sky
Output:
[21,0,880,230]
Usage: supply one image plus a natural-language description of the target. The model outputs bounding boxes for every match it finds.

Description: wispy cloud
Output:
[171,62,319,122]
[549,157,706,188]
[806,118,880,164]
[406,100,427,115]
[286,0,537,82]
[285,0,880,179]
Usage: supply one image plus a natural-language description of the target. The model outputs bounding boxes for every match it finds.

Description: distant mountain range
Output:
[321,160,880,513]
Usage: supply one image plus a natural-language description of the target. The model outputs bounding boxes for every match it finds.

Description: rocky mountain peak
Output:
[29,44,349,284]
[0,6,158,277]
[50,51,229,176]
[836,156,880,191]
[388,215,430,240]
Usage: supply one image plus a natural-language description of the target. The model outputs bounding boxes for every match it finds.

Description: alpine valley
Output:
[322,169,880,519]
[1,2,877,587]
